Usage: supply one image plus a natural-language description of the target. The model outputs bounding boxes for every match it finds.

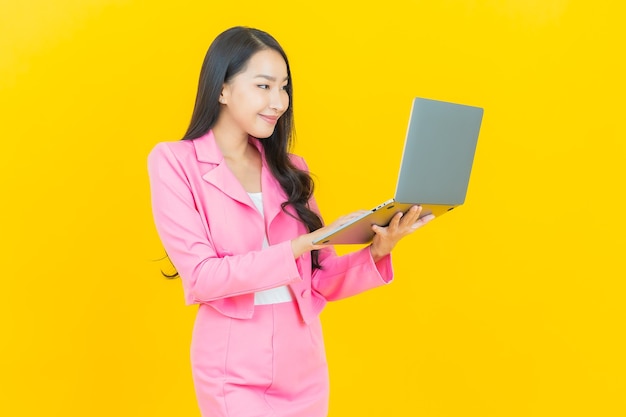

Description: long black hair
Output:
[180,26,323,270]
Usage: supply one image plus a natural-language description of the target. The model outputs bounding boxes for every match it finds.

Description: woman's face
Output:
[219,49,290,139]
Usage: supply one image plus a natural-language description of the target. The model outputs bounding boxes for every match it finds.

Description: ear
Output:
[219,84,229,104]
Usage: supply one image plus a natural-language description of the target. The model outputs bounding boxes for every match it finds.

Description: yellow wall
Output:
[1,1,624,416]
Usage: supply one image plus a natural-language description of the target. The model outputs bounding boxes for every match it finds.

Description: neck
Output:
[212,124,252,162]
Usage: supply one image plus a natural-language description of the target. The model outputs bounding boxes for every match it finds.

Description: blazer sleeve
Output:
[147,143,302,304]
[293,156,395,301]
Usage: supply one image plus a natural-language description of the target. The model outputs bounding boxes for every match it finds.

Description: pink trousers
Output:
[190,301,329,417]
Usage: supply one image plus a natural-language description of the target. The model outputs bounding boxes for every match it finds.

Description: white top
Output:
[248,192,294,305]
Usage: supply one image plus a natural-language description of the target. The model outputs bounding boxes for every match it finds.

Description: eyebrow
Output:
[254,74,289,82]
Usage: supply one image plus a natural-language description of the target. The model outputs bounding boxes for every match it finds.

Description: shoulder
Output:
[148,140,194,162]
[147,140,198,180]
[148,140,196,166]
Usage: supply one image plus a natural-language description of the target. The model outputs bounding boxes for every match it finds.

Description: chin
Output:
[250,128,276,139]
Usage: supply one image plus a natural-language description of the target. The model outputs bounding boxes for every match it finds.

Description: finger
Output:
[388,211,404,229]
[393,206,419,231]
[346,209,369,219]
[410,213,435,229]
[332,211,366,227]
[401,205,422,224]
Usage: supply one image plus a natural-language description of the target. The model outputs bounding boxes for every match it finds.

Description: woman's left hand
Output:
[369,205,435,262]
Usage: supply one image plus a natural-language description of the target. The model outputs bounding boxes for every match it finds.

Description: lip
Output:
[259,114,279,125]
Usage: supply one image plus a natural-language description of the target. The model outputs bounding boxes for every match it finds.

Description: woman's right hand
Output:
[290,210,369,258]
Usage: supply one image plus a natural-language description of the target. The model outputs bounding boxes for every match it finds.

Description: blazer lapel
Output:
[193,131,291,230]
[254,140,290,232]
[194,131,252,208]
[260,160,288,231]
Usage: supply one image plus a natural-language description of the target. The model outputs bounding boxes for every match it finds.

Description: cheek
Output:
[233,88,263,108]
[231,95,262,122]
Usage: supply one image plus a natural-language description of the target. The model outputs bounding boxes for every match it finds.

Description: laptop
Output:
[312,96,484,245]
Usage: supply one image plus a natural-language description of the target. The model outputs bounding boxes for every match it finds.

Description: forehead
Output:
[241,49,288,79]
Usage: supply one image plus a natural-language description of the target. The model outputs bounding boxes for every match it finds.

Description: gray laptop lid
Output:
[395,97,483,205]
[311,96,484,245]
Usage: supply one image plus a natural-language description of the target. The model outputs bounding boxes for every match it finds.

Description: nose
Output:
[269,89,288,113]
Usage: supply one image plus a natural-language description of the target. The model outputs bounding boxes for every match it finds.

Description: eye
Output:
[257,84,269,90]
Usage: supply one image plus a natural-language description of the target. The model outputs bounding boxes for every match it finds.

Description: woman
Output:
[148,26,434,417]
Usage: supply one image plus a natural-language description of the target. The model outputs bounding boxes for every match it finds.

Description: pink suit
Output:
[148,131,393,416]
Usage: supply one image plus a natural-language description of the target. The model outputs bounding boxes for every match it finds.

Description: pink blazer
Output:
[147,131,393,323]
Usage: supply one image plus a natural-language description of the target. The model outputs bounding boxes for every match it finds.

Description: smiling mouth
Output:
[259,115,279,124]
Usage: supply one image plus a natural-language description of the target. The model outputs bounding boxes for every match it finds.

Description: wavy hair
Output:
[167,27,323,276]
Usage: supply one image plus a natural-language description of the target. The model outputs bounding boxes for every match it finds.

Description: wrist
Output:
[291,234,313,258]
[369,245,386,263]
